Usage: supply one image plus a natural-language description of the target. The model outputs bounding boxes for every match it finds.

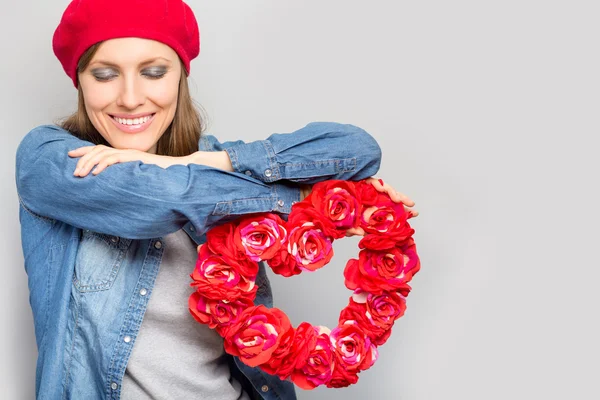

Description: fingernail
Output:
[378,179,384,186]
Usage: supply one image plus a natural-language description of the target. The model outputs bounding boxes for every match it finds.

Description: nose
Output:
[116,74,146,110]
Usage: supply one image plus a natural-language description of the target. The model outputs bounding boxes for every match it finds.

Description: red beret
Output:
[52,0,200,88]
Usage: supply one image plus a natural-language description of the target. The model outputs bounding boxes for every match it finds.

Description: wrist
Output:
[189,151,234,172]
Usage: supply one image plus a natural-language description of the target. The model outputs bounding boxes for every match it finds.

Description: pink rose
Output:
[330,320,378,373]
[286,222,334,272]
[291,326,336,390]
[234,214,287,262]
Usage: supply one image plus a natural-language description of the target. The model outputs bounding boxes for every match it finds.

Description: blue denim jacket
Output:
[15,121,382,399]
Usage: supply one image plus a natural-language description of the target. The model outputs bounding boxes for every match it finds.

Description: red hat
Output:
[52,0,200,88]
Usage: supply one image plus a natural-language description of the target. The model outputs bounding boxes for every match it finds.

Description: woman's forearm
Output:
[147,151,234,171]
[186,151,234,172]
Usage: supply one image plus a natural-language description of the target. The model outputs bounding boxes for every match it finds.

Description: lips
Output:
[108,113,156,134]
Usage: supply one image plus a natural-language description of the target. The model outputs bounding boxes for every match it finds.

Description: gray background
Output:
[2,1,598,399]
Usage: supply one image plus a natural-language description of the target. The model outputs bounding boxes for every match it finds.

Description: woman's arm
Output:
[16,122,381,239]
[16,125,299,239]
[199,121,382,183]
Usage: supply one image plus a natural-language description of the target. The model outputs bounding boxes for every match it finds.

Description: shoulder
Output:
[17,124,70,150]
[16,124,89,160]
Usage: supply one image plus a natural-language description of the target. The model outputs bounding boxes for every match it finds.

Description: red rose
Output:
[191,245,258,301]
[291,326,335,390]
[206,223,246,262]
[329,320,378,373]
[344,243,419,294]
[223,305,291,367]
[288,203,342,239]
[234,214,287,262]
[340,290,407,345]
[364,291,407,330]
[355,182,414,241]
[354,181,379,204]
[358,234,398,251]
[261,322,318,380]
[280,221,334,273]
[188,292,253,334]
[266,248,303,277]
[305,180,361,231]
[339,300,390,346]
[326,366,359,388]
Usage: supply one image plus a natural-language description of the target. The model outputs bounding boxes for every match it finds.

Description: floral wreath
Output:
[188,179,420,389]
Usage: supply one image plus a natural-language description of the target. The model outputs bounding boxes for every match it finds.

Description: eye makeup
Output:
[141,66,168,79]
[90,65,169,81]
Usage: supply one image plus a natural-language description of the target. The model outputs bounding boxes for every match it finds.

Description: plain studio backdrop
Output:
[1,1,598,399]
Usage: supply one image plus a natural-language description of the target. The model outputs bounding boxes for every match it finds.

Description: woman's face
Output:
[78,38,182,154]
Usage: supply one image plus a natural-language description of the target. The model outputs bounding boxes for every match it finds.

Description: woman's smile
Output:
[108,112,157,134]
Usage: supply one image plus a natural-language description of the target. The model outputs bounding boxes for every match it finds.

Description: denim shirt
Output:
[15,121,382,400]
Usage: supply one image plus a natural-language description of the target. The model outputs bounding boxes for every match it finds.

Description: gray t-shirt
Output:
[121,229,250,400]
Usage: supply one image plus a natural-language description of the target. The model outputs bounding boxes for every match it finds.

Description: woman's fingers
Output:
[406,206,419,218]
[77,147,114,176]
[73,145,107,176]
[92,154,121,175]
[345,226,366,237]
[365,177,416,207]
[68,146,96,157]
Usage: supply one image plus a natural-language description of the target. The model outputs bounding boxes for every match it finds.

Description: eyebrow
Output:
[89,57,172,68]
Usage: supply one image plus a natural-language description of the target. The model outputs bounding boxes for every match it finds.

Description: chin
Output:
[108,135,156,153]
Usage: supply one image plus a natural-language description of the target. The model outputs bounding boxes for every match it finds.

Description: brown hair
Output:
[59,42,207,157]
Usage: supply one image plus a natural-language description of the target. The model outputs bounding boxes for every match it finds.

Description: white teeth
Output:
[113,115,152,126]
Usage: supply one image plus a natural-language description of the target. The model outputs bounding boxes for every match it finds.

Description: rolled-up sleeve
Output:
[201,121,382,183]
[15,125,300,239]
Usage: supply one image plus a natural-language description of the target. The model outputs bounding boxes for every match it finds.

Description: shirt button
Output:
[245,170,252,176]
[264,169,272,177]
[261,385,269,392]
[139,288,148,296]
[277,199,285,207]
[110,236,119,244]
[111,382,118,390]
[190,225,195,231]
[154,241,162,249]
[123,335,132,343]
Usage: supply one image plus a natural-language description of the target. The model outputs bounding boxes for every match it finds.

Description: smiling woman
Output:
[14,0,416,399]
[61,38,201,158]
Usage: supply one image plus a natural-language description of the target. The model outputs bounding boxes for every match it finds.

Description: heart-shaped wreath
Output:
[188,179,420,389]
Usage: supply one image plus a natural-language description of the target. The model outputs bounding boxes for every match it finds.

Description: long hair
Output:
[58,42,207,157]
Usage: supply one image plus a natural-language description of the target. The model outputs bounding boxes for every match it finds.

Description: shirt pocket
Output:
[73,229,132,292]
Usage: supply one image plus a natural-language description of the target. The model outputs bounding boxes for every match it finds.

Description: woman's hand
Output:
[364,177,418,216]
[68,145,192,176]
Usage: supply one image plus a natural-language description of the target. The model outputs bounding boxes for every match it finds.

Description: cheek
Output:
[81,80,117,114]
[147,76,180,112]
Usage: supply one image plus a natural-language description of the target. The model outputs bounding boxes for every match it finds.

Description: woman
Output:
[15,0,417,399]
